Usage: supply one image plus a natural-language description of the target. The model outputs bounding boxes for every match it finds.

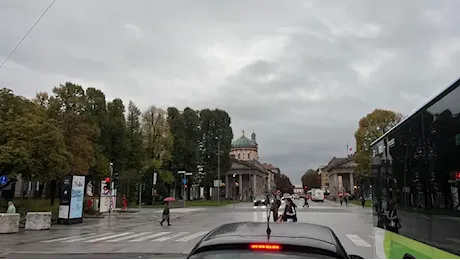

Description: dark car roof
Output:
[189,222,349,258]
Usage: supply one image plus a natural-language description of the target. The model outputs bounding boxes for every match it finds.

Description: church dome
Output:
[232,131,257,149]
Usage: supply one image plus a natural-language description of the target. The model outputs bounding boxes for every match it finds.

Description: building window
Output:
[248,153,250,159]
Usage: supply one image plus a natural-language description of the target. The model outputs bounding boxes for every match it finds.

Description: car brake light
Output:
[250,244,281,250]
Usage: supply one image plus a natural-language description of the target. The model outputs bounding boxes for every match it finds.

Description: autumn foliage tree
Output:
[354,109,403,181]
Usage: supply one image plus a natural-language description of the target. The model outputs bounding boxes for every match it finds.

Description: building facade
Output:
[323,156,357,199]
[223,130,276,201]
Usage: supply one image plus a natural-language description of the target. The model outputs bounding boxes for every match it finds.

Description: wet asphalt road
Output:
[0,199,375,258]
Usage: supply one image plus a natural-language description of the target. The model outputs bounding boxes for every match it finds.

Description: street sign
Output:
[182,178,187,185]
[178,170,186,174]
[213,180,221,187]
[0,175,8,185]
[186,172,193,176]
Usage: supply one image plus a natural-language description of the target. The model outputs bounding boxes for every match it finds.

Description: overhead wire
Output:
[0,0,56,70]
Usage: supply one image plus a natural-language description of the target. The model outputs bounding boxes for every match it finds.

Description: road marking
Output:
[154,208,203,213]
[446,238,460,244]
[346,234,372,247]
[86,232,133,242]
[107,232,152,242]
[42,233,96,243]
[369,235,374,239]
[152,232,189,242]
[64,233,115,242]
[130,232,171,242]
[175,231,209,242]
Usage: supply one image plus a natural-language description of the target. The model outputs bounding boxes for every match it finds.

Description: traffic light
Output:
[103,177,111,194]
[113,172,120,189]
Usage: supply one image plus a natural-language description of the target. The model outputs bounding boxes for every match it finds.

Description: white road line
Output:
[152,232,189,242]
[130,232,171,242]
[42,233,96,243]
[369,235,374,240]
[86,232,133,242]
[175,231,209,242]
[64,233,115,242]
[107,232,152,242]
[446,238,460,244]
[346,234,372,247]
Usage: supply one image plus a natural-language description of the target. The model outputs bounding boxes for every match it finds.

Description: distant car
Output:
[253,195,268,206]
[186,222,364,259]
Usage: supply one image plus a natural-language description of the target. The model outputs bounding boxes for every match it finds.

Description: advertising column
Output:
[58,175,85,224]
[69,176,85,220]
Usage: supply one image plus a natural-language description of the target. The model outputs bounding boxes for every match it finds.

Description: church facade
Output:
[222,130,276,201]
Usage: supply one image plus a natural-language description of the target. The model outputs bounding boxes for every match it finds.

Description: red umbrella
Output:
[163,197,175,202]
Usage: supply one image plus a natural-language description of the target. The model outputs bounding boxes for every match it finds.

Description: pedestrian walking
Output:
[360,195,365,208]
[160,202,171,226]
[303,195,309,207]
[271,196,281,222]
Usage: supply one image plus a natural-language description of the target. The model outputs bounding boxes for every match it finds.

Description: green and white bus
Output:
[371,77,460,259]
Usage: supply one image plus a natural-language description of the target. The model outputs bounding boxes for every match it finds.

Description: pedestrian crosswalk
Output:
[41,231,209,244]
[40,231,375,247]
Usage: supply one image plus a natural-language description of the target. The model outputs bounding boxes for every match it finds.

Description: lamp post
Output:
[216,136,221,205]
[233,173,237,207]
[109,162,113,214]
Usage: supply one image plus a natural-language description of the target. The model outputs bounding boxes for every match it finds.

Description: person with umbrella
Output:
[161,197,175,226]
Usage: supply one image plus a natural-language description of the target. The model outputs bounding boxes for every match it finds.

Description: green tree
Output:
[122,101,144,200]
[85,87,111,179]
[274,173,294,194]
[301,169,320,189]
[0,89,71,182]
[142,106,172,163]
[354,109,403,180]
[107,98,127,173]
[141,106,173,202]
[48,82,97,175]
[166,107,186,173]
[198,109,233,198]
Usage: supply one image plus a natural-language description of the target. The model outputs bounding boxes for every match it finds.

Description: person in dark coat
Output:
[160,202,171,226]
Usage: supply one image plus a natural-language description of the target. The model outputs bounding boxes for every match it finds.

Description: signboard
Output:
[69,175,85,219]
[213,180,221,187]
[0,175,8,185]
[100,180,111,197]
[153,172,157,185]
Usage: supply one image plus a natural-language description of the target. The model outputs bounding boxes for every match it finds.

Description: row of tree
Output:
[0,82,236,202]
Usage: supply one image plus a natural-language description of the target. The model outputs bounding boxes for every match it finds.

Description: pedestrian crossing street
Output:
[40,231,375,247]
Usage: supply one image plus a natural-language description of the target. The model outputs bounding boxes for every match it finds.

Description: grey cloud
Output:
[1,0,460,183]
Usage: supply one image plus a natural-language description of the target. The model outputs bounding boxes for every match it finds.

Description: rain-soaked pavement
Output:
[0,199,375,259]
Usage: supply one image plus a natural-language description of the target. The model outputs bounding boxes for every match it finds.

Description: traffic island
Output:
[0,213,20,233]
[25,212,52,230]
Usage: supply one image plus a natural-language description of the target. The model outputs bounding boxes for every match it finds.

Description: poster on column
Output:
[69,175,85,219]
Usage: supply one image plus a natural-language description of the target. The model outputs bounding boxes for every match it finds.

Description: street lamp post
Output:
[216,136,221,205]
[109,162,113,214]
[233,173,237,208]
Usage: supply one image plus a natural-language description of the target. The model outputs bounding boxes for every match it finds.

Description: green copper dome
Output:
[232,130,257,149]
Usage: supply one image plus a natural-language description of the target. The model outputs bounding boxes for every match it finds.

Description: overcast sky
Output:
[1,1,460,185]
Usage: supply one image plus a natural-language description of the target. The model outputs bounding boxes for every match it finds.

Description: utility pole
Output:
[217,136,221,205]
